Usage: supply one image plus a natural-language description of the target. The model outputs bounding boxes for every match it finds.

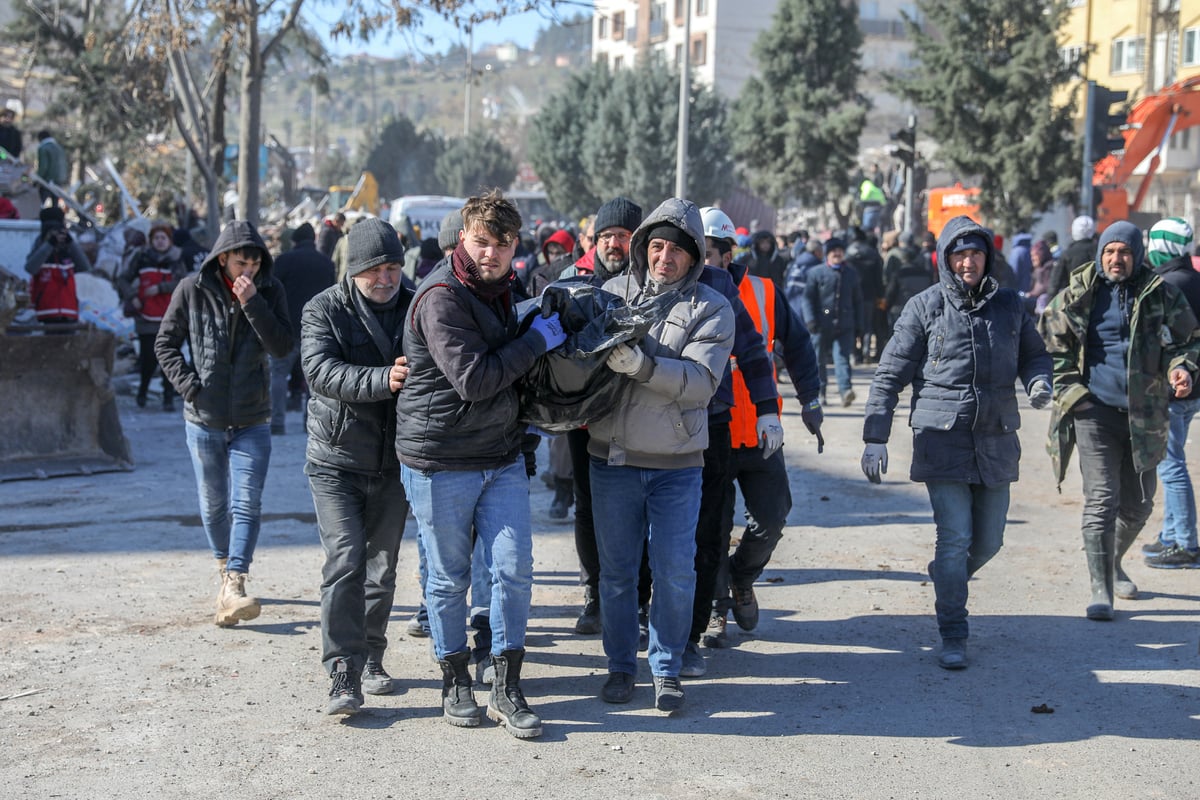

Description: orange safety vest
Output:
[730,274,781,448]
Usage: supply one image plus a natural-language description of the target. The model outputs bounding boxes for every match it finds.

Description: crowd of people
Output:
[17,173,1200,737]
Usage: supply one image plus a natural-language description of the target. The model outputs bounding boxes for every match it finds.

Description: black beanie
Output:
[39,205,65,235]
[594,196,643,235]
[646,223,701,264]
[347,218,404,277]
[292,222,315,242]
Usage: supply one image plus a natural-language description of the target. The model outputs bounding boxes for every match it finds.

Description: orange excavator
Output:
[1094,75,1200,229]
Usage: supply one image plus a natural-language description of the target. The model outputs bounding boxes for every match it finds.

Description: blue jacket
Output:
[862,216,1052,485]
[802,261,863,337]
[1008,232,1033,294]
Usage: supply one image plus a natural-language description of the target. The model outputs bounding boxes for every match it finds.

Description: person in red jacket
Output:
[24,206,90,330]
[118,221,188,410]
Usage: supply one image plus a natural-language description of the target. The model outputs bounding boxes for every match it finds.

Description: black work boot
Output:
[574,586,601,635]
[470,613,494,686]
[486,648,543,739]
[438,651,480,727]
[549,478,573,519]
[1113,520,1141,600]
[1085,541,1115,621]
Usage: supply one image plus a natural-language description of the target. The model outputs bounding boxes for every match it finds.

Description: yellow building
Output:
[1062,1,1200,226]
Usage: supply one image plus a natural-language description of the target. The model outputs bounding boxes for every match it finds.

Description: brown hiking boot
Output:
[215,571,261,627]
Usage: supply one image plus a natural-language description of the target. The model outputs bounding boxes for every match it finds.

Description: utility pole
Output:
[904,113,917,236]
[464,27,473,137]
[674,6,690,199]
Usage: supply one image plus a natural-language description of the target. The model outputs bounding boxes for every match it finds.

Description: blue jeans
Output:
[269,348,302,431]
[925,481,1010,641]
[811,330,854,396]
[401,460,532,661]
[591,458,702,678]
[1156,397,1200,551]
[184,421,272,574]
[414,524,494,620]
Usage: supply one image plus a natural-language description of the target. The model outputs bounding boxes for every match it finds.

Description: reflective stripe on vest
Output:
[729,274,781,449]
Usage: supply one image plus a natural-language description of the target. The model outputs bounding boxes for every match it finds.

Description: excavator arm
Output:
[1094,76,1200,229]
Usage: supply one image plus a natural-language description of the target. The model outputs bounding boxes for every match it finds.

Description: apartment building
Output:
[1062,0,1200,223]
[591,0,920,129]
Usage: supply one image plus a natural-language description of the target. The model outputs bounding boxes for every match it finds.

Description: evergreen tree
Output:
[363,115,445,198]
[436,131,518,196]
[731,0,866,208]
[891,0,1079,233]
[529,62,733,219]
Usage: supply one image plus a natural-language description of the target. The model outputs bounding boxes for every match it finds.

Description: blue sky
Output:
[307,3,579,60]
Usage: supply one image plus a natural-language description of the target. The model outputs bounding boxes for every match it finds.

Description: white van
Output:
[388,195,466,245]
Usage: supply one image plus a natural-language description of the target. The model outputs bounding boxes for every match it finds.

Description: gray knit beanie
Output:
[594,196,643,235]
[438,209,463,251]
[347,218,404,277]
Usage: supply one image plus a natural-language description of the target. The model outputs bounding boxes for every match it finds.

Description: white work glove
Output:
[606,342,646,376]
[861,443,888,484]
[756,415,785,459]
[1028,379,1052,410]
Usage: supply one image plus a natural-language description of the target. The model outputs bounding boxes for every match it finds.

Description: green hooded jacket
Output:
[1038,260,1200,487]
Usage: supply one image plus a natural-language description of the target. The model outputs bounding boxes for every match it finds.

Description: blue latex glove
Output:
[528,311,566,351]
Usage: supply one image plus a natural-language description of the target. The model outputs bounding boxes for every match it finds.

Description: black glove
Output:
[523,450,537,478]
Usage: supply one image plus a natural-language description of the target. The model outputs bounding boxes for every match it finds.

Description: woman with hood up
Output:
[860,215,1052,671]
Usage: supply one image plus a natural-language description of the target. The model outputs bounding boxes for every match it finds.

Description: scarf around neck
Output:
[452,242,513,305]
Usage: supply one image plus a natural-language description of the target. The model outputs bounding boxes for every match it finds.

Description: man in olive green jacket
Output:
[1039,221,1200,621]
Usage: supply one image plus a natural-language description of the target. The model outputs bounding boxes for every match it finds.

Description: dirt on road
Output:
[1,384,1198,800]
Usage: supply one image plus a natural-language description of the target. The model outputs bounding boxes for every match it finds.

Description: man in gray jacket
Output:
[302,218,413,716]
[588,198,735,713]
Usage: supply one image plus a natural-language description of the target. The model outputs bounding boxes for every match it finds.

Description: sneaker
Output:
[601,671,635,704]
[1141,538,1168,556]
[1145,544,1200,569]
[937,639,968,670]
[406,605,429,638]
[637,605,650,651]
[840,389,856,407]
[327,659,363,715]
[731,584,759,631]
[362,659,395,695]
[701,611,728,649]
[680,642,706,677]
[574,596,601,635]
[653,675,685,712]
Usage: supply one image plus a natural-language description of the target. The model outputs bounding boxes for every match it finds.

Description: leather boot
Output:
[438,651,480,727]
[1084,533,1115,621]
[574,585,601,635]
[486,648,543,739]
[1113,520,1141,600]
[215,571,261,627]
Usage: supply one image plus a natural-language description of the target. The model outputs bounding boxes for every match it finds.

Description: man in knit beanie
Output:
[302,216,413,715]
[1040,219,1200,620]
[1145,217,1200,569]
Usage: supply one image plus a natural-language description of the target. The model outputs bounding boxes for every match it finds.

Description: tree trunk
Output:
[236,0,262,222]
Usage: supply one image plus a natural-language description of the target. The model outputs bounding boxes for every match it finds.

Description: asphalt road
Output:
[1,375,1198,799]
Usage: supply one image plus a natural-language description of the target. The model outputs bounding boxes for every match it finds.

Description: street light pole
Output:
[675,5,690,199]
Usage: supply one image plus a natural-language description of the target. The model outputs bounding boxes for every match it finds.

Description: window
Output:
[690,33,707,66]
[1185,28,1200,66]
[674,0,685,24]
[1060,44,1084,74]
[613,11,625,41]
[597,16,608,39]
[1111,36,1145,74]
[596,51,609,68]
[614,55,624,71]
[1170,129,1190,150]
[695,0,709,15]
[675,43,684,68]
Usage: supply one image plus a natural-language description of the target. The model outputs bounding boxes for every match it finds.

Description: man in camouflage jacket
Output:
[1039,221,1200,622]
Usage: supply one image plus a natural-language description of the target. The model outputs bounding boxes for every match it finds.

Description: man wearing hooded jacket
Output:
[156,220,293,627]
[1039,220,1200,621]
[861,216,1052,670]
[588,198,734,713]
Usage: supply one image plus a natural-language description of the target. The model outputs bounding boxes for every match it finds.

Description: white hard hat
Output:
[700,206,737,242]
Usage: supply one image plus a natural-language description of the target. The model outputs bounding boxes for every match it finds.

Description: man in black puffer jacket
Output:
[155,219,292,628]
[301,218,414,716]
